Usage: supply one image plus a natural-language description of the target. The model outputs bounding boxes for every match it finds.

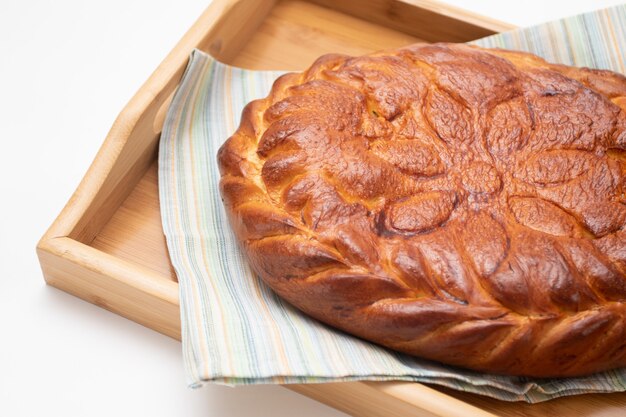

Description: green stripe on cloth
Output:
[159,5,626,403]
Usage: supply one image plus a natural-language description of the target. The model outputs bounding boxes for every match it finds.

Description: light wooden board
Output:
[91,161,177,281]
[232,0,421,70]
[37,1,625,416]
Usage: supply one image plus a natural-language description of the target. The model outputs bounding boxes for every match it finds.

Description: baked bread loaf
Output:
[217,43,626,377]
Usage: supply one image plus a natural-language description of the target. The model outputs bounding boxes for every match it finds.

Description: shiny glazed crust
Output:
[217,43,626,377]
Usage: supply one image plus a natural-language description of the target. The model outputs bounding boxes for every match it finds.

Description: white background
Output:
[0,1,623,416]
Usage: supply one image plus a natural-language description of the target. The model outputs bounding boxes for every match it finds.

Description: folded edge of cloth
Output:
[158,5,626,403]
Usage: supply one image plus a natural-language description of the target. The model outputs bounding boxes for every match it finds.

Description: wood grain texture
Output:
[231,0,421,70]
[91,162,177,281]
[36,0,625,416]
[38,237,180,339]
[289,381,499,417]
[308,0,513,41]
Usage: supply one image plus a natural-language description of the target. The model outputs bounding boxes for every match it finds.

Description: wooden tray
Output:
[37,1,626,416]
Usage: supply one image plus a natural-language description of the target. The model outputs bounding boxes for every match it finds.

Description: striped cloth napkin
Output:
[159,5,626,403]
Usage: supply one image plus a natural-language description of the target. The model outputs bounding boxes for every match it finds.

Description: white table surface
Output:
[1,1,623,416]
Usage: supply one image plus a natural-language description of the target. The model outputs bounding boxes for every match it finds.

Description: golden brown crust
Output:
[218,43,626,377]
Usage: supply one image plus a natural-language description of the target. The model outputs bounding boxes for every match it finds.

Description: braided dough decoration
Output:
[218,43,626,377]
